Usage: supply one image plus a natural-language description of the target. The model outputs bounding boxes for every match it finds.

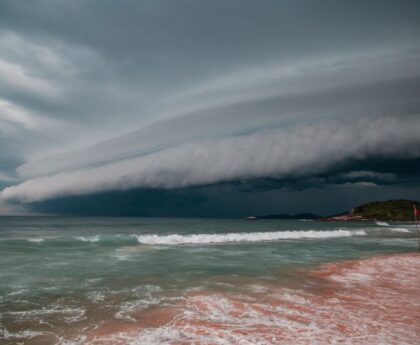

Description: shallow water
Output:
[0,217,418,344]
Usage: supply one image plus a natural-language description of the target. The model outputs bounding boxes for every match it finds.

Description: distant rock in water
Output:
[323,199,420,221]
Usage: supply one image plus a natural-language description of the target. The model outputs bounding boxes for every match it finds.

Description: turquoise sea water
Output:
[0,217,417,344]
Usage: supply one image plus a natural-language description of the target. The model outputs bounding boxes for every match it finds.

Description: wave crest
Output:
[75,235,101,242]
[132,229,366,245]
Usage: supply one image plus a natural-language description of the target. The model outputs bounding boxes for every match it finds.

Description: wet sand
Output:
[84,253,420,345]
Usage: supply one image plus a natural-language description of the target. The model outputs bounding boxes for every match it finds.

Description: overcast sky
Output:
[0,0,419,216]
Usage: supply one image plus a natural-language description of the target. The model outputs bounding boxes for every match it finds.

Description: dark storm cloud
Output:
[0,0,420,214]
[27,177,420,218]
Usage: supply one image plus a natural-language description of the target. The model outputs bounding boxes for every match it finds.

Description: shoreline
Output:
[81,252,420,345]
[2,252,419,344]
[1,215,418,345]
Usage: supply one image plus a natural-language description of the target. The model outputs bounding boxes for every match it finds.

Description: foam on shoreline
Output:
[80,253,420,345]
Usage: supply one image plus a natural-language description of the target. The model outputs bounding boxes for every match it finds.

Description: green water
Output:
[0,217,417,343]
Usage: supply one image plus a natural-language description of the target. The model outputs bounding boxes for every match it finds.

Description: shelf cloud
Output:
[2,115,420,203]
[0,0,419,215]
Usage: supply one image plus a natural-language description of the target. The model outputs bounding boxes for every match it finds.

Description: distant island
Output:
[256,213,321,220]
[322,199,420,222]
[253,199,420,222]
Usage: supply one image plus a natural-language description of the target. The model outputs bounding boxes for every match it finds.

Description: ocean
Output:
[0,217,419,344]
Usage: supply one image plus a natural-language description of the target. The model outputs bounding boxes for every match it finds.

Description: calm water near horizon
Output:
[0,217,418,344]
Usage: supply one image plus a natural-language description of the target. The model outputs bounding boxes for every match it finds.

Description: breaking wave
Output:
[2,226,416,248]
[75,235,101,243]
[132,229,366,245]
[5,226,415,248]
[27,238,45,243]
[389,227,410,233]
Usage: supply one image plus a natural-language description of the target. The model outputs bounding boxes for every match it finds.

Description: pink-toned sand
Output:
[86,253,420,345]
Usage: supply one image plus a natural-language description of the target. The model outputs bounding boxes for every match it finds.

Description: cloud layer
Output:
[2,114,420,203]
[1,1,420,213]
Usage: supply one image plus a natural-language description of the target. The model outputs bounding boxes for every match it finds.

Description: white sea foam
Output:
[132,229,366,245]
[1,307,86,324]
[130,284,161,294]
[0,328,52,340]
[376,221,390,226]
[115,297,164,321]
[52,255,420,345]
[389,227,410,233]
[28,238,45,243]
[57,335,88,345]
[75,235,100,242]
[113,253,131,261]
[87,291,105,303]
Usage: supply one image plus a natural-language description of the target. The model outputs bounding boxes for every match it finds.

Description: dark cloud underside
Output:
[0,0,419,215]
